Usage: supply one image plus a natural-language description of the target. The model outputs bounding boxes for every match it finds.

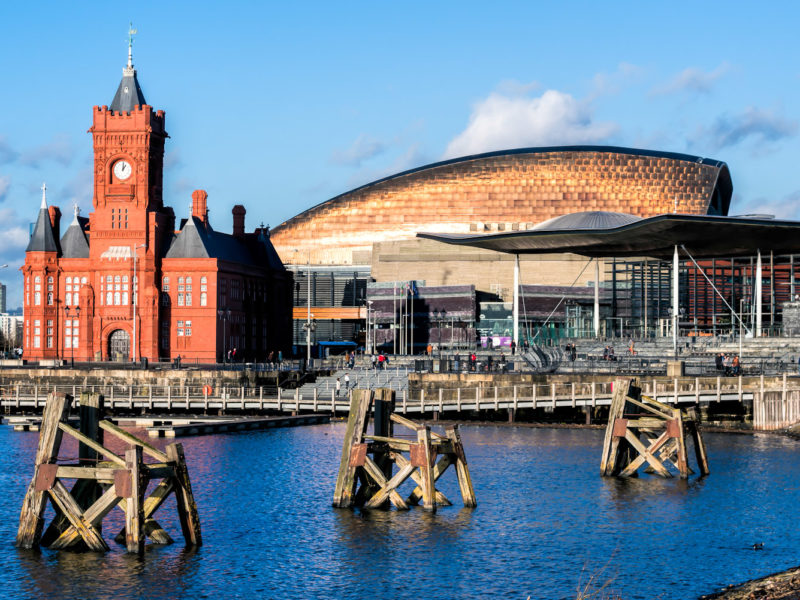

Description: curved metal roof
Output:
[274,145,733,231]
[532,211,642,231]
[418,214,800,260]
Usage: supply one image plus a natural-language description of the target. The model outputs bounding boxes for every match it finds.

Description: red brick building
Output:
[22,51,291,363]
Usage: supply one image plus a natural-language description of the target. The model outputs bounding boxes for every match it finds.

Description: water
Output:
[2,423,800,600]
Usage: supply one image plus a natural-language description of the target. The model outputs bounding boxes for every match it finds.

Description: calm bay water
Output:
[2,422,800,599]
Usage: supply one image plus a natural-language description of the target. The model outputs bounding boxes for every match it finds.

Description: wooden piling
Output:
[124,446,146,555]
[16,393,71,549]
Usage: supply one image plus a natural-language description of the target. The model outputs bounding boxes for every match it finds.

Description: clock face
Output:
[113,160,132,181]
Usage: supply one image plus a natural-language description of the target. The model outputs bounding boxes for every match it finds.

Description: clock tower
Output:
[85,34,174,361]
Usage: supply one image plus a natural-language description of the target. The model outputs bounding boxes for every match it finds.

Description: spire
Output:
[26,184,59,253]
[60,204,89,259]
[110,23,147,112]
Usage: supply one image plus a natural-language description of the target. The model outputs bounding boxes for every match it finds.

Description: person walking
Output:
[344,372,351,390]
[335,377,341,398]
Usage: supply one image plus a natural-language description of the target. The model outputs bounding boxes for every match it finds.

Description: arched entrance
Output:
[108,329,130,361]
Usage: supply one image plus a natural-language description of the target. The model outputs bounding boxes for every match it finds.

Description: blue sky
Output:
[1,1,799,307]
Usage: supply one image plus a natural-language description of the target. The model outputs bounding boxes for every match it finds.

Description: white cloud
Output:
[737,191,800,220]
[331,134,387,167]
[19,134,74,168]
[650,63,730,97]
[443,89,618,159]
[691,106,797,151]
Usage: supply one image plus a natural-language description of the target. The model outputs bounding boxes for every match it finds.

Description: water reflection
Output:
[3,424,800,599]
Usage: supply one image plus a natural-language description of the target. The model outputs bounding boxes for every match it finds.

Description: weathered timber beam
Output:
[416,427,436,512]
[620,430,671,478]
[638,393,681,415]
[124,446,146,555]
[333,389,373,508]
[57,423,126,466]
[47,480,108,551]
[623,418,673,429]
[166,443,202,547]
[114,479,176,545]
[622,396,675,421]
[16,392,71,549]
[99,420,170,462]
[48,485,121,550]
[446,425,477,508]
[54,463,175,481]
[361,456,408,510]
[601,379,633,476]
[394,452,452,506]
[364,462,416,509]
[389,413,445,439]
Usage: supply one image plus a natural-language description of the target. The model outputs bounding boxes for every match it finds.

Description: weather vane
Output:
[126,22,137,69]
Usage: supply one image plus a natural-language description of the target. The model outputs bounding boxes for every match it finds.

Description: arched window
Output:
[81,277,87,285]
[186,277,192,291]
[34,292,41,306]
[47,293,53,305]
[200,276,207,292]
[122,292,129,305]
[114,291,120,305]
[186,293,192,306]
[72,292,79,306]
[200,292,207,306]
[106,291,113,305]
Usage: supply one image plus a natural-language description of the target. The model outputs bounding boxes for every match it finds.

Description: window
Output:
[71,319,79,349]
[185,320,192,336]
[200,276,207,291]
[46,320,54,349]
[178,293,184,306]
[72,292,79,306]
[186,277,192,291]
[106,275,113,284]
[34,276,41,305]
[106,291,113,305]
[34,320,41,348]
[114,291,120,305]
[200,292,207,306]
[122,292,129,305]
[66,276,72,289]
[47,292,53,306]
[162,276,170,292]
[34,292,41,306]
[177,320,184,336]
[81,277,87,285]
[186,293,192,306]
[161,322,169,349]
[161,293,169,307]
[178,277,184,292]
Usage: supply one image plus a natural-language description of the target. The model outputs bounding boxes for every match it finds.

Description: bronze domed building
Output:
[271,146,732,266]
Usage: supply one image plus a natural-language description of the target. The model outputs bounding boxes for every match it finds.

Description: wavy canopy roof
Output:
[418,213,800,260]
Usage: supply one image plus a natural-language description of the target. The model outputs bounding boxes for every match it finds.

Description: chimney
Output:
[48,206,61,240]
[192,189,209,225]
[232,205,246,237]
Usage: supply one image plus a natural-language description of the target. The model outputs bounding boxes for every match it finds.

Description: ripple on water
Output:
[1,424,799,599]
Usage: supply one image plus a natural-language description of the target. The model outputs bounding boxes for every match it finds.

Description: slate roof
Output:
[60,214,90,258]
[26,206,59,253]
[110,67,147,112]
[164,217,285,270]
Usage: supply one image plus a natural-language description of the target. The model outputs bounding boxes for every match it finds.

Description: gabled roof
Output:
[110,66,147,112]
[163,217,287,270]
[26,206,59,253]
[60,214,90,258]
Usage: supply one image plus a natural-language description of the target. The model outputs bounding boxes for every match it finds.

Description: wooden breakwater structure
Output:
[16,392,201,555]
[333,388,476,512]
[600,378,709,479]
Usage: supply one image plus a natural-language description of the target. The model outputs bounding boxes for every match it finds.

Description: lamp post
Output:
[131,243,146,363]
[63,305,80,368]
[366,300,374,355]
[218,307,231,363]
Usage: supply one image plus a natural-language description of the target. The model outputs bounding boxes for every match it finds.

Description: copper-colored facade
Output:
[271,147,732,265]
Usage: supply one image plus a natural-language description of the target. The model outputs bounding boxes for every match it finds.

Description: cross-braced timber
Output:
[600,378,710,479]
[333,388,476,512]
[16,391,201,554]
